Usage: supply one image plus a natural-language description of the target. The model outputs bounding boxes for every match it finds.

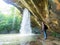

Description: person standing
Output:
[42,22,48,39]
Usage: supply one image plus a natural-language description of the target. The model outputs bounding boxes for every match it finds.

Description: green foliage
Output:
[51,32,60,38]
[0,6,22,34]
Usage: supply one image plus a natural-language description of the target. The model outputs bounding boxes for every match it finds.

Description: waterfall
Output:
[19,8,32,45]
[20,8,32,34]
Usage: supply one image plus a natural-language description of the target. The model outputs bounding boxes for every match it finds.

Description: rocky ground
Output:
[29,32,60,45]
[29,36,60,45]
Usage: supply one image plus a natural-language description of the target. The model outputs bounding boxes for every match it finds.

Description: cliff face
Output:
[4,0,60,33]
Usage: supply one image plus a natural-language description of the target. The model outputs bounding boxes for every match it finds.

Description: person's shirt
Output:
[42,22,48,30]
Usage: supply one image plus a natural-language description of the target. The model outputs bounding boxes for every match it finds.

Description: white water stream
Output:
[20,8,32,34]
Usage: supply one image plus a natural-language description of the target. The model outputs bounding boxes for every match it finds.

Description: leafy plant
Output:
[0,6,22,34]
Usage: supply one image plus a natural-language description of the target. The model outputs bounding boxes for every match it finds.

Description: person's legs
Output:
[44,30,47,39]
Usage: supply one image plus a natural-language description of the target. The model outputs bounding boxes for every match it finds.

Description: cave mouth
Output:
[0,0,22,34]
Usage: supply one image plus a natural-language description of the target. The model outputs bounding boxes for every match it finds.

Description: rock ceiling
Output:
[4,0,60,33]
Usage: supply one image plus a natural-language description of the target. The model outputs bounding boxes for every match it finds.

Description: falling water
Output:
[19,8,32,45]
[20,8,32,34]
